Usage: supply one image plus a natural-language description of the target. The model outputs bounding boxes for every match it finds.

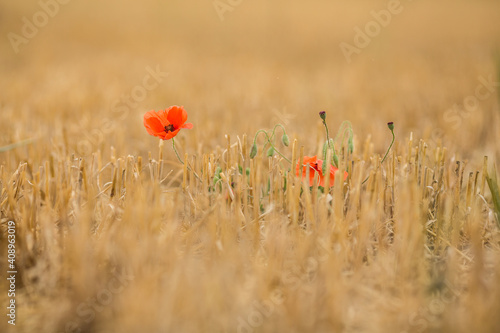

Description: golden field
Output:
[1,0,500,332]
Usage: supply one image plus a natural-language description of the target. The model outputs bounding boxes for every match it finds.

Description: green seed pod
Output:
[266,147,274,157]
[250,143,258,159]
[332,151,339,167]
[322,142,328,160]
[319,111,326,121]
[281,134,289,147]
[348,136,354,154]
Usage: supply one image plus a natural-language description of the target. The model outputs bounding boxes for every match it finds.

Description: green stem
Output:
[272,124,287,139]
[331,121,354,152]
[172,138,184,165]
[361,127,395,185]
[172,138,202,182]
[262,124,286,149]
[321,118,339,168]
[253,129,291,164]
[322,119,333,152]
[380,128,395,165]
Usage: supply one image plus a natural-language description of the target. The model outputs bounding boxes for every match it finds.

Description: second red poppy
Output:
[296,155,348,187]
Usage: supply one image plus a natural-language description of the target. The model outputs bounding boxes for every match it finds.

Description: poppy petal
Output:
[180,122,193,129]
[144,111,165,135]
[303,156,318,165]
[315,159,323,172]
[164,128,181,140]
[314,159,324,186]
[296,156,322,186]
[295,155,348,187]
[309,166,319,186]
[154,131,167,140]
[326,166,338,187]
[156,109,170,126]
[327,166,348,187]
[166,105,188,128]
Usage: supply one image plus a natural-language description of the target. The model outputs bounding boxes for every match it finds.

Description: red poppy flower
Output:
[143,105,193,140]
[296,155,348,187]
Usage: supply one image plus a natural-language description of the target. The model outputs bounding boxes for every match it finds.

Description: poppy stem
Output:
[322,120,332,151]
[172,138,202,182]
[320,112,338,167]
[172,138,184,165]
[361,122,395,185]
[380,124,395,165]
[332,121,353,146]
[336,122,354,154]
[271,124,286,140]
[253,129,291,163]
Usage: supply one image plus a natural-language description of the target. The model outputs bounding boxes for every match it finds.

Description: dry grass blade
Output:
[486,164,500,229]
[0,138,36,153]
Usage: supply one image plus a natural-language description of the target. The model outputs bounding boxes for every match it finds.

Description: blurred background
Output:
[1,0,499,164]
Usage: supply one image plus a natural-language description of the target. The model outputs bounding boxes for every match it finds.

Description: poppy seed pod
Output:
[250,143,258,159]
[282,134,290,147]
[322,142,328,160]
[319,111,326,121]
[348,136,354,154]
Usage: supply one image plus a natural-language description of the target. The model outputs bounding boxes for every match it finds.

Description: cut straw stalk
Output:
[486,164,500,228]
